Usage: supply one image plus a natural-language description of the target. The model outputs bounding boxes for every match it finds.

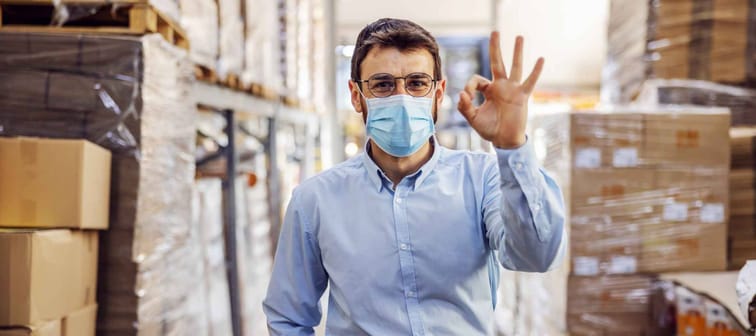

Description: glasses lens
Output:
[368,74,396,97]
[405,73,433,97]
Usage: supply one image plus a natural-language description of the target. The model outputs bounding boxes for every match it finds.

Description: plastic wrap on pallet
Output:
[729,127,756,270]
[514,267,570,335]
[637,78,756,125]
[601,0,756,104]
[38,0,181,28]
[194,179,233,336]
[217,0,244,79]
[531,106,730,276]
[0,32,204,336]
[567,275,657,335]
[235,162,273,335]
[242,0,283,90]
[179,0,219,69]
[281,0,298,97]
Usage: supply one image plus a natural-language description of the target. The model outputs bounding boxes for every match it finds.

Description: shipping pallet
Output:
[195,65,219,84]
[194,65,246,91]
[249,83,279,101]
[0,0,188,50]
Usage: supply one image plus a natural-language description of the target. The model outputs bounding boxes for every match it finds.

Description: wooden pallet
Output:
[249,83,279,100]
[0,0,188,50]
[194,65,218,83]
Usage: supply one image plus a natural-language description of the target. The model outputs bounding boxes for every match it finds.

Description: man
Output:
[264,18,565,335]
[738,260,756,334]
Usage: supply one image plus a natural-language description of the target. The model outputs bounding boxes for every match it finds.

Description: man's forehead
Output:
[360,46,434,77]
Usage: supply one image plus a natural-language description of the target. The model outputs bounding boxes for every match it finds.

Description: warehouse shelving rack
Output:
[193,81,320,336]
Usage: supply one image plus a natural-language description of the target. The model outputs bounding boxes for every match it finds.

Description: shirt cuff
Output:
[495,136,540,186]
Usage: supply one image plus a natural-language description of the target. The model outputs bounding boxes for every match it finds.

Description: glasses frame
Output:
[355,72,438,98]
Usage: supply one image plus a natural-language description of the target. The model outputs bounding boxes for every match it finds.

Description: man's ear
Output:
[435,79,447,107]
[348,80,364,113]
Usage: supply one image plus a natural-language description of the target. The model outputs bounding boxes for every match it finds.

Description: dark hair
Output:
[350,18,442,82]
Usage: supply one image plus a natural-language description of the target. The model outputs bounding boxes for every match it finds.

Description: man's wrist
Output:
[492,135,526,149]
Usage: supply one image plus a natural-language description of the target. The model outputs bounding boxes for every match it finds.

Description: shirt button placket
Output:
[393,188,424,335]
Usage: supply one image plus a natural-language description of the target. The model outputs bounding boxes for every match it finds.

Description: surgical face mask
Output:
[364,94,435,157]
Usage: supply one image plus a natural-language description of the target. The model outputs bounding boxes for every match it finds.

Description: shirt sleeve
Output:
[263,190,328,335]
[482,138,566,272]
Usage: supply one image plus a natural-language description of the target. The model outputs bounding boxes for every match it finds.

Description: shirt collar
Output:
[361,136,443,192]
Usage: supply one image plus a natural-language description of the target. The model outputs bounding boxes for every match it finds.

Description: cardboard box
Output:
[570,112,643,169]
[0,305,97,336]
[0,230,98,325]
[0,137,111,229]
[643,110,731,168]
[640,222,727,272]
[570,169,655,206]
[567,275,656,335]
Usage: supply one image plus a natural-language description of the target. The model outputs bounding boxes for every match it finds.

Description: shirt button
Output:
[407,291,416,298]
[515,162,524,170]
[395,197,402,204]
[400,243,409,250]
[534,203,542,211]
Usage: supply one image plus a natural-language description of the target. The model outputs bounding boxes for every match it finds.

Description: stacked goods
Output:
[280,0,299,102]
[0,138,110,336]
[651,279,751,335]
[729,127,756,269]
[601,0,756,103]
[0,32,206,335]
[243,0,283,91]
[193,179,233,336]
[567,275,657,335]
[0,1,187,50]
[237,170,274,335]
[179,0,219,70]
[278,0,328,111]
[637,79,756,125]
[218,0,245,82]
[529,106,731,335]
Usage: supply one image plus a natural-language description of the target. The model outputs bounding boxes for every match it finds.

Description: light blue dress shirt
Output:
[263,138,566,335]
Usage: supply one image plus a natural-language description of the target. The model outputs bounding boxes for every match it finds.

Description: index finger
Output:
[489,31,508,80]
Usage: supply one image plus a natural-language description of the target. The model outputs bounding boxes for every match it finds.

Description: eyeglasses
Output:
[355,72,437,98]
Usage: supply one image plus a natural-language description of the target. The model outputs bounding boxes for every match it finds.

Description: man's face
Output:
[349,46,446,123]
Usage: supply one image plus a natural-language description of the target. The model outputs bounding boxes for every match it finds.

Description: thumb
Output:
[458,91,477,122]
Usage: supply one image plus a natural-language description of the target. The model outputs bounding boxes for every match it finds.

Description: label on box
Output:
[612,147,638,167]
[607,255,637,274]
[572,256,599,276]
[663,203,688,222]
[575,148,601,168]
[700,203,725,223]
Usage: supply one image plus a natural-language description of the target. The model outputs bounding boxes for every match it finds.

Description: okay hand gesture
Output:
[458,32,544,149]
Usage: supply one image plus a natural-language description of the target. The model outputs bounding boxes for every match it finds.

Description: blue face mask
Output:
[365,94,435,157]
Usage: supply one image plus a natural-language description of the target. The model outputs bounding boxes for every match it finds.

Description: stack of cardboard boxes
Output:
[193,179,234,335]
[0,137,111,336]
[729,127,756,269]
[0,32,206,335]
[531,106,731,334]
[602,0,756,103]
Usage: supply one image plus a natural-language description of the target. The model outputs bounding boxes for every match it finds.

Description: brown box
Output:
[570,169,655,206]
[0,230,98,326]
[570,112,643,169]
[0,137,111,229]
[0,304,97,336]
[535,109,731,275]
[567,275,656,335]
[640,222,727,272]
[642,110,731,168]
